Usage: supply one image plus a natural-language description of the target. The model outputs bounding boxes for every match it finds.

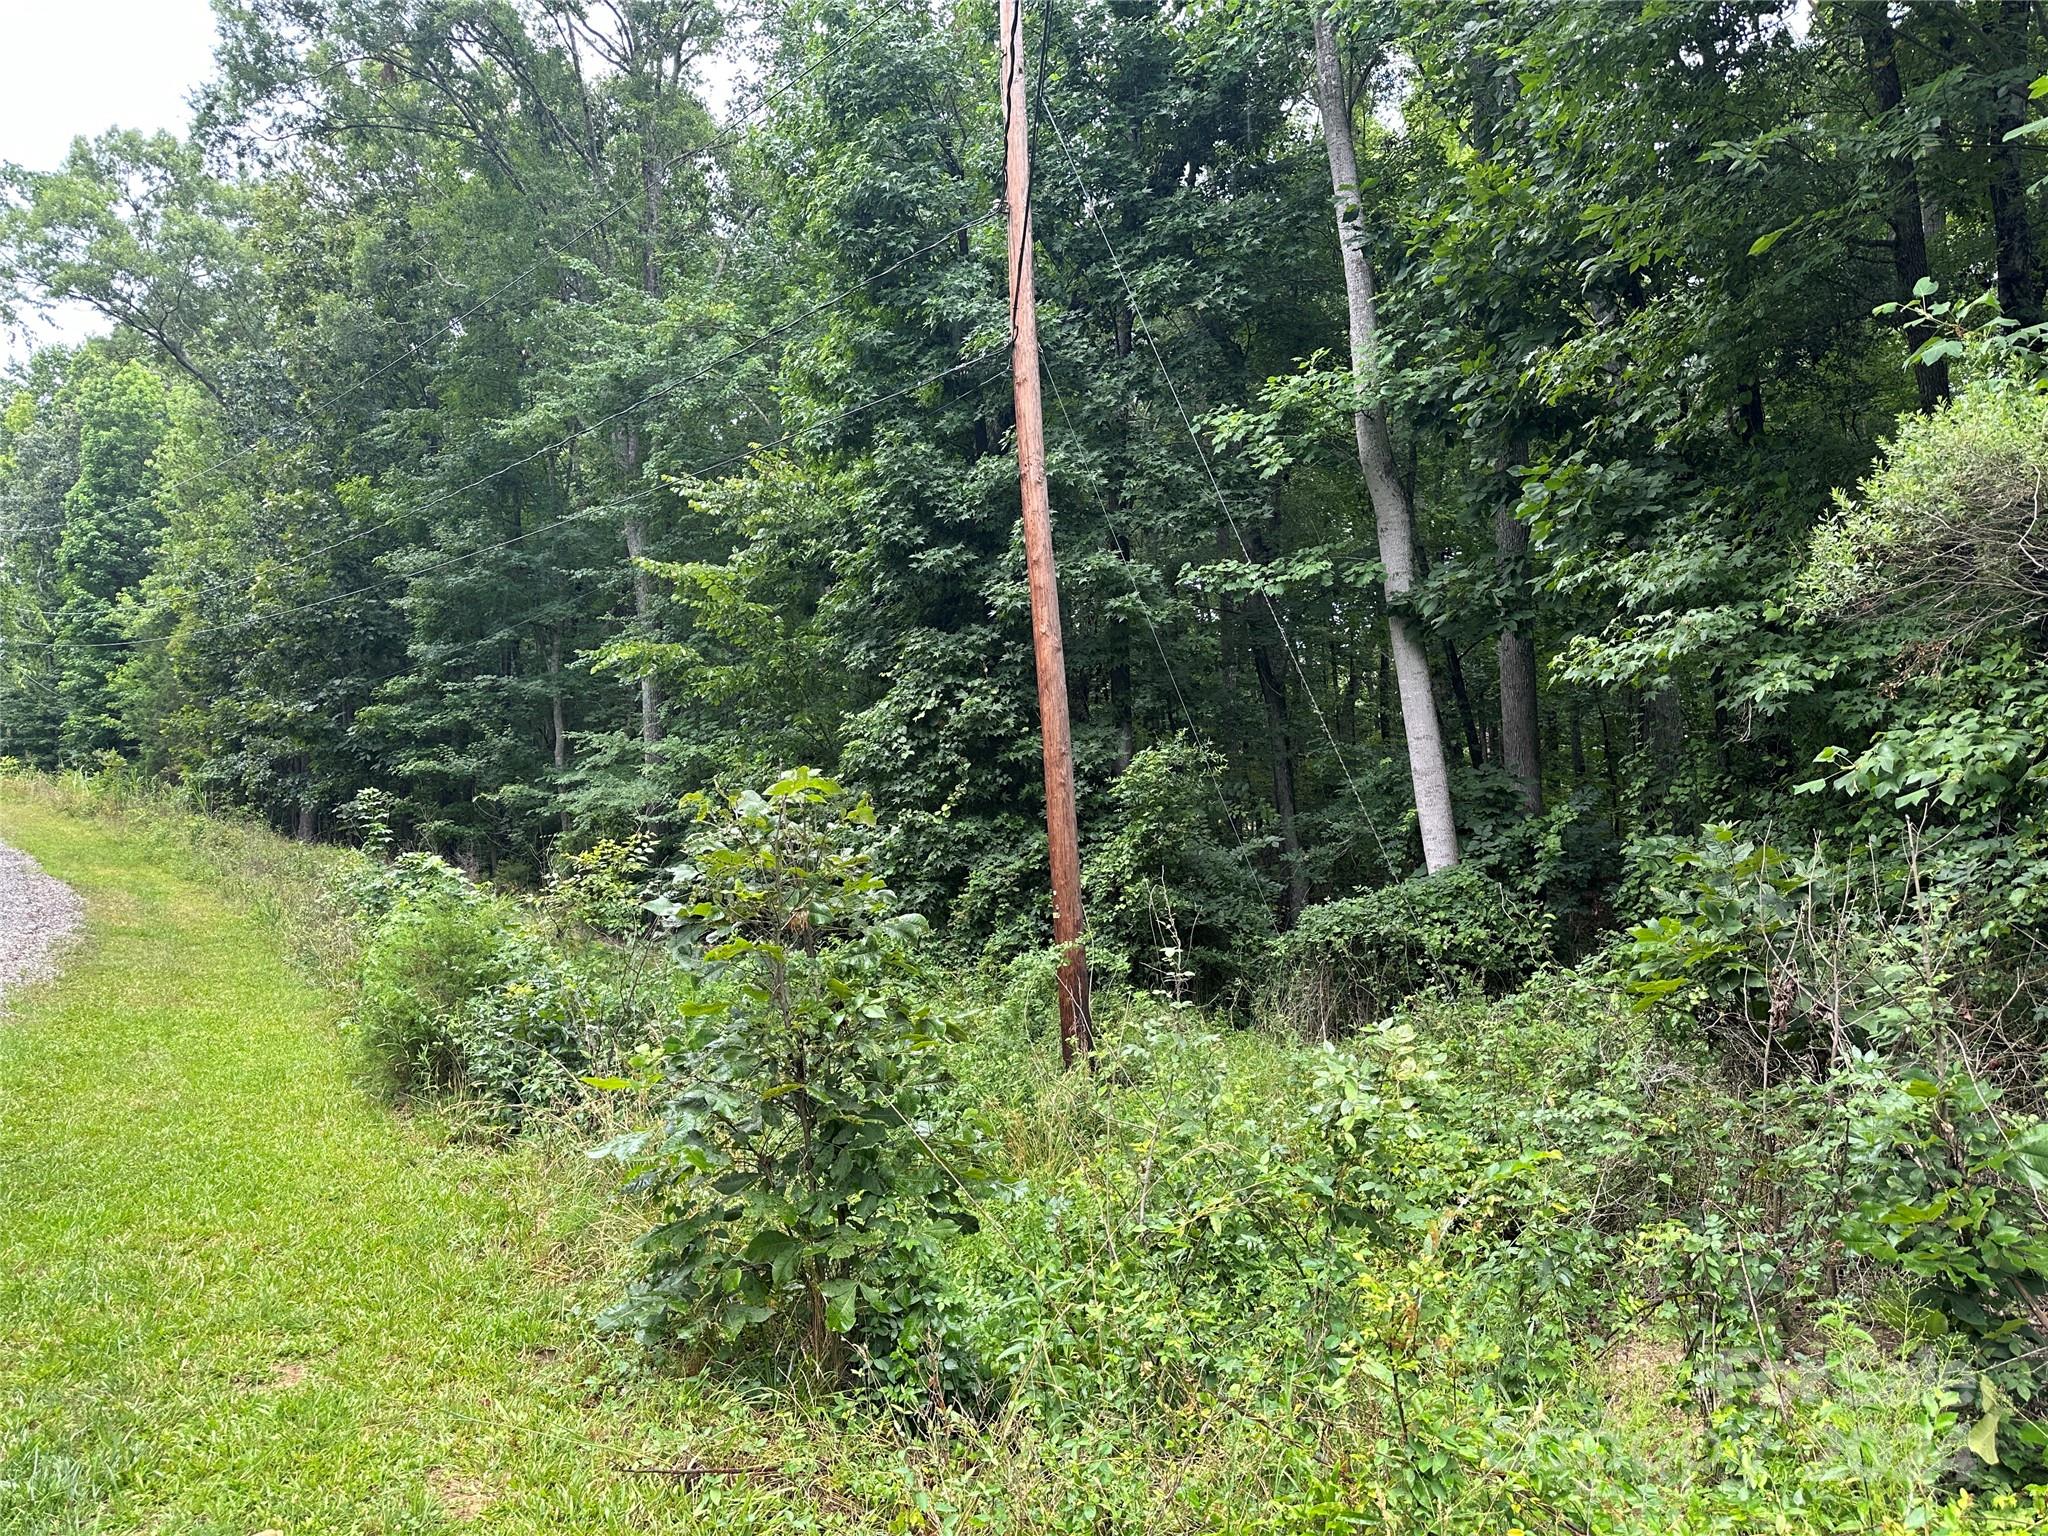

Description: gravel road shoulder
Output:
[0,839,83,1007]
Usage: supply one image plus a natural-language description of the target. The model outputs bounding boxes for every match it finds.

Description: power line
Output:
[1036,93,1400,874]
[0,207,997,653]
[164,0,914,493]
[1040,353,1263,863]
[35,350,1006,653]
[6,205,999,630]
[268,210,997,573]
[5,3,961,649]
[1012,0,1256,863]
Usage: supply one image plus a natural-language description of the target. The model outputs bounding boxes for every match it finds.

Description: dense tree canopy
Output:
[2,0,2044,985]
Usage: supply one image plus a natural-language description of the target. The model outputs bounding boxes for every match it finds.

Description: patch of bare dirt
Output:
[427,1467,495,1522]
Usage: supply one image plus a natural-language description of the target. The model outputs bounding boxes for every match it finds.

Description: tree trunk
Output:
[1243,503,1310,919]
[1988,1,2044,327]
[1312,10,1459,873]
[1108,518,1136,774]
[1251,635,1309,923]
[1598,697,1620,837]
[1110,656,1134,772]
[616,424,664,753]
[1338,637,1362,743]
[621,117,668,757]
[1467,18,1545,815]
[548,633,569,772]
[1643,681,1686,830]
[1858,7,1951,409]
[1443,638,1482,771]
[1411,527,1481,772]
[1494,498,1542,813]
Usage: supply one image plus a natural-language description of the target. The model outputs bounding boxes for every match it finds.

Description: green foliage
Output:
[1623,825,1809,1026]
[931,962,2048,1531]
[543,831,659,939]
[348,854,517,1096]
[5,0,2043,989]
[8,1,2048,1525]
[1797,371,2048,634]
[1805,652,2048,971]
[442,941,617,1127]
[1842,1063,2048,1470]
[1266,865,1551,1035]
[1083,736,1275,997]
[21,774,2048,1529]
[344,849,646,1123]
[596,770,982,1394]
[336,786,396,857]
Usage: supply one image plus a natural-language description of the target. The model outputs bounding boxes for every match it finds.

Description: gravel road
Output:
[0,839,83,1007]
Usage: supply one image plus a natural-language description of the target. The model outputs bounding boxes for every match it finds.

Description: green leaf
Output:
[1967,1409,2001,1466]
[818,1277,857,1333]
[587,1130,650,1162]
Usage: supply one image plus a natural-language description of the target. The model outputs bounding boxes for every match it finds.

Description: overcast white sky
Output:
[0,0,222,364]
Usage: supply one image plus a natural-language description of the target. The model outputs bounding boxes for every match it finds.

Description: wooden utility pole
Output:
[999,0,1091,1068]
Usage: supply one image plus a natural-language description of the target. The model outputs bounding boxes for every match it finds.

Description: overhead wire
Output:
[12,204,1001,653]
[1039,353,1266,864]
[1018,0,1323,912]
[260,209,997,573]
[160,0,914,493]
[5,1,980,658]
[53,349,1008,653]
[1034,88,1400,874]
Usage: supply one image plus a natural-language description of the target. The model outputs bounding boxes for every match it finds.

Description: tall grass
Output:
[0,764,366,981]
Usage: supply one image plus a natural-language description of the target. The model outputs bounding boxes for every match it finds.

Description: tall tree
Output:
[0,132,256,406]
[1310,8,1459,872]
[1850,2,1950,409]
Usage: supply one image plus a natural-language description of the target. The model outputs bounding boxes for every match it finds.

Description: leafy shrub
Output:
[1804,653,2048,1021]
[349,855,516,1096]
[1083,736,1276,998]
[1797,367,2048,635]
[931,955,2048,1529]
[596,769,984,1396]
[1780,348,2048,1039]
[1462,781,1625,957]
[1265,864,1551,1036]
[344,850,646,1121]
[543,830,659,938]
[1841,1061,2048,1472]
[441,938,640,1127]
[1623,824,1809,1030]
[336,785,397,856]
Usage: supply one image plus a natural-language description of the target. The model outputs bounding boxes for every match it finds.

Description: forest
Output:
[3,0,2048,1530]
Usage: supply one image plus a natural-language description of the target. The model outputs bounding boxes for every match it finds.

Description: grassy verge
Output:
[0,788,882,1535]
[4,780,2041,1535]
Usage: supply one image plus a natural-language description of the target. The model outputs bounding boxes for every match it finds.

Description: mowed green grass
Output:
[0,796,842,1535]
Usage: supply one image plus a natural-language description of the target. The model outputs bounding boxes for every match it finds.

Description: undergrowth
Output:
[11,760,2047,1532]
